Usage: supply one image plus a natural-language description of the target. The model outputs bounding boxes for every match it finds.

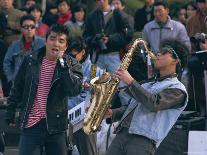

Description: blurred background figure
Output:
[67,37,102,155]
[56,0,72,25]
[134,0,154,32]
[65,4,86,39]
[0,0,24,46]
[186,0,207,39]
[111,0,125,10]
[20,0,36,14]
[186,1,197,22]
[42,2,58,27]
[29,4,49,37]
[84,0,133,73]
[177,6,187,26]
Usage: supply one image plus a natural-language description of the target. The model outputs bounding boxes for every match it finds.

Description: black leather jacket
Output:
[6,47,83,134]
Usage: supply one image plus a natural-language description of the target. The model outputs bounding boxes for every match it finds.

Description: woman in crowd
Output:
[65,4,86,39]
[29,5,49,37]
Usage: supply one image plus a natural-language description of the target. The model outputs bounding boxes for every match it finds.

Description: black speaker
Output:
[155,117,205,155]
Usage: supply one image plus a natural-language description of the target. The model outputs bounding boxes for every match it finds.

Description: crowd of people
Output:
[0,0,207,155]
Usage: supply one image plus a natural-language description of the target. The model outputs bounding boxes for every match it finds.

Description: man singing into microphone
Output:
[5,24,83,155]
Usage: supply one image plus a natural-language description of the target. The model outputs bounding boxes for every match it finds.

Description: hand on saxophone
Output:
[115,68,134,85]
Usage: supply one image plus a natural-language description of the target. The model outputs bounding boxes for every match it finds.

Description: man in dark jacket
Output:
[134,0,154,32]
[83,0,133,73]
[5,24,83,155]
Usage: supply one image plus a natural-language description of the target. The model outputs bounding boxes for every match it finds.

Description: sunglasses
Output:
[22,25,36,30]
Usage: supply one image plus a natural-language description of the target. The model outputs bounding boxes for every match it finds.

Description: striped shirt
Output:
[26,57,57,128]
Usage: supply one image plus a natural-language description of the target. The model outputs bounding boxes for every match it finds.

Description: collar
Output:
[150,16,174,31]
[141,72,177,84]
[154,73,177,82]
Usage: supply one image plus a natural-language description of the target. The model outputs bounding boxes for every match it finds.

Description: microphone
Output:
[58,50,65,68]
[59,57,64,68]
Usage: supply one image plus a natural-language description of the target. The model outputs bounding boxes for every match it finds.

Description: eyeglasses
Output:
[22,25,36,30]
[159,46,181,65]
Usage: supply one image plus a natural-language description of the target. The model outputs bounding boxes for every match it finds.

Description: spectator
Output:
[56,0,72,25]
[110,0,134,29]
[84,0,133,73]
[3,15,45,85]
[0,0,25,46]
[134,0,154,32]
[20,0,36,14]
[67,37,102,155]
[186,1,197,22]
[177,6,187,26]
[186,0,207,38]
[29,4,49,37]
[42,2,58,27]
[143,1,191,52]
[65,4,86,39]
[111,0,125,10]
[188,36,207,116]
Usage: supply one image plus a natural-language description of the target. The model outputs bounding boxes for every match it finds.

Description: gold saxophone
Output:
[83,38,156,135]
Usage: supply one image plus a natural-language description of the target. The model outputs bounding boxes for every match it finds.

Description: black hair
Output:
[196,0,206,3]
[69,37,88,62]
[24,0,36,4]
[56,0,70,6]
[153,1,169,9]
[28,4,42,15]
[110,0,125,5]
[159,39,189,73]
[71,4,86,23]
[20,15,36,26]
[186,1,197,10]
[45,2,57,12]
[69,36,86,52]
[46,24,70,44]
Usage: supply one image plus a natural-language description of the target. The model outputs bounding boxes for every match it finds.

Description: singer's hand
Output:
[58,50,64,59]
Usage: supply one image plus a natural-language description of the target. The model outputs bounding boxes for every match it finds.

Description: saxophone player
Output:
[105,39,189,155]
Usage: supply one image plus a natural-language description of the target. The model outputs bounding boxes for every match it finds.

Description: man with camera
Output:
[83,0,134,73]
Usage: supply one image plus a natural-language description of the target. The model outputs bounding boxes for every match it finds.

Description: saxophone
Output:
[83,38,156,135]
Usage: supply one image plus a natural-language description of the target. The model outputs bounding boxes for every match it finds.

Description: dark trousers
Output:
[19,119,67,155]
[105,128,155,155]
[73,129,97,155]
[0,132,5,153]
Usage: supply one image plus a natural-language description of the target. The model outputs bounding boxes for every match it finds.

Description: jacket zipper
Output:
[21,76,33,129]
[46,77,60,133]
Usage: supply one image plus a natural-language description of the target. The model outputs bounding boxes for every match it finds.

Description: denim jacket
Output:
[117,77,188,147]
[68,56,104,109]
[3,36,45,82]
